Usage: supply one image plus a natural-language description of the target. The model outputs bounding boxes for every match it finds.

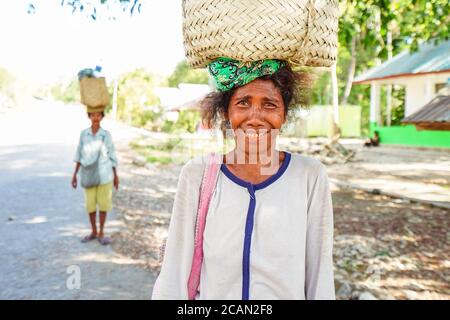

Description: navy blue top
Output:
[220,152,292,300]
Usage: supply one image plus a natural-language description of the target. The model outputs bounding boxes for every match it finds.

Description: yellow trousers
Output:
[84,182,113,213]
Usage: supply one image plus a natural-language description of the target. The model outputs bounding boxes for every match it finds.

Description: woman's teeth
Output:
[245,131,266,138]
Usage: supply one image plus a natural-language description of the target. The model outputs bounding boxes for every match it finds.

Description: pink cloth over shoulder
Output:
[187,153,221,300]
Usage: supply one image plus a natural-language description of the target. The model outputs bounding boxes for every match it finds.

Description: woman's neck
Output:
[91,125,100,134]
[224,148,285,182]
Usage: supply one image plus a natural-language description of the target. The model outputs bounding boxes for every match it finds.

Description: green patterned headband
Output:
[208,57,285,92]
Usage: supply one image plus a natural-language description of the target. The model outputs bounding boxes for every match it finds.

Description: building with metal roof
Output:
[402,95,450,131]
[354,40,450,84]
[353,39,450,148]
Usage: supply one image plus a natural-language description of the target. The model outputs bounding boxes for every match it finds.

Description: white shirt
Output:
[153,153,335,300]
[74,127,118,185]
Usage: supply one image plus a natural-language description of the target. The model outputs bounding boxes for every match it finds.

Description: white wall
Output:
[404,73,450,116]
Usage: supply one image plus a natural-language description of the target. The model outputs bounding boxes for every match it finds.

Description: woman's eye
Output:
[265,103,276,108]
[237,100,248,106]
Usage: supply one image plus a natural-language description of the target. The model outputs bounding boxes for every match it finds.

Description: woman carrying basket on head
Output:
[72,70,119,246]
[152,0,339,300]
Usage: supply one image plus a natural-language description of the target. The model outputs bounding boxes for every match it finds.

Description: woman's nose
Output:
[247,105,263,121]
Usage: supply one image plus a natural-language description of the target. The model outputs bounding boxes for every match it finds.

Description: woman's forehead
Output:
[232,79,281,100]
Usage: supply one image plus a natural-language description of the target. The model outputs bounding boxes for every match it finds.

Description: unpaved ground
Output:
[332,189,449,300]
[111,140,450,300]
[328,144,450,206]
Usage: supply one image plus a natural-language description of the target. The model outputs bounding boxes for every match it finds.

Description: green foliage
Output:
[311,71,331,106]
[316,0,450,136]
[397,0,450,51]
[379,86,406,126]
[49,78,79,104]
[161,110,201,134]
[0,67,16,98]
[116,68,160,126]
[130,136,184,165]
[167,60,209,87]
[311,43,373,106]
[0,67,15,91]
[175,110,201,133]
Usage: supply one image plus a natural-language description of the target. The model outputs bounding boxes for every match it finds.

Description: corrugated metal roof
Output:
[354,39,450,84]
[402,95,450,123]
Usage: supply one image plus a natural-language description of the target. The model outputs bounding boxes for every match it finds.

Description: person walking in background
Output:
[71,106,119,245]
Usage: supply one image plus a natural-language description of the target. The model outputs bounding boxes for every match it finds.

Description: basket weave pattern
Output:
[79,77,110,108]
[183,0,339,68]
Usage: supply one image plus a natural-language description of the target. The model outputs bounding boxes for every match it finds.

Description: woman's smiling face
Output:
[226,78,286,158]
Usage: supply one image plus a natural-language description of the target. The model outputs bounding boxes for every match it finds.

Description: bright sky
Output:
[0,0,186,84]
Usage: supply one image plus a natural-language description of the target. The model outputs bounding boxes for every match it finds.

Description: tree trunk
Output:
[341,36,357,106]
[331,61,340,137]
[386,29,393,126]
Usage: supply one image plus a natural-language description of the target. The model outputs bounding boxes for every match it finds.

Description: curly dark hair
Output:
[200,64,311,130]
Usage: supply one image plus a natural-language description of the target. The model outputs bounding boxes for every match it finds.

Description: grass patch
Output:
[130,134,225,165]
[146,155,172,165]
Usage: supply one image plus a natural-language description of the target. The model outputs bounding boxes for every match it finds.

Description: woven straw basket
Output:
[183,0,339,68]
[79,77,110,108]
